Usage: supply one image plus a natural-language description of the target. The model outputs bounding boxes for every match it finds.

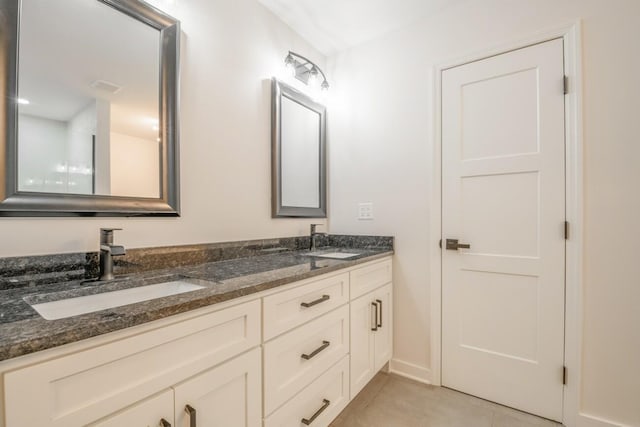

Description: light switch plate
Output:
[358,202,374,220]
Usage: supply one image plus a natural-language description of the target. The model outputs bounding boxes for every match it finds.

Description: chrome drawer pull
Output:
[185,404,196,427]
[301,399,330,425]
[301,295,330,308]
[160,419,172,427]
[301,340,330,360]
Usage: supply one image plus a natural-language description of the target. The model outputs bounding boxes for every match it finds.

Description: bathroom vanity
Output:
[0,238,393,427]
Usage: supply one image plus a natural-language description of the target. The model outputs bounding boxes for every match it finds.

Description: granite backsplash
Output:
[0,234,393,290]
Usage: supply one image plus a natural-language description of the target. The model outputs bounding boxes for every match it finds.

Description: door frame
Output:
[429,22,584,426]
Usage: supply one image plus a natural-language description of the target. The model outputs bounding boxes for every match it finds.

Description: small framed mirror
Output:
[271,78,326,218]
[0,0,180,216]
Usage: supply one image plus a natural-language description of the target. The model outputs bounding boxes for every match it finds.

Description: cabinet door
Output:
[374,283,393,371]
[173,347,261,427]
[349,292,376,399]
[90,389,174,427]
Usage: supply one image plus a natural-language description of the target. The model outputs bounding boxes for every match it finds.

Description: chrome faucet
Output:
[99,228,126,281]
[310,224,327,252]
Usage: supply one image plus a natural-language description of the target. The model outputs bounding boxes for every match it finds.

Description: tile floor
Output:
[330,373,563,427]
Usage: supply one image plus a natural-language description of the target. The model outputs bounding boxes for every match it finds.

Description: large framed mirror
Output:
[271,78,326,218]
[0,0,180,216]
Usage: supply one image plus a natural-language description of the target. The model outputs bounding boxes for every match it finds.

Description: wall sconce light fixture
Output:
[284,51,329,92]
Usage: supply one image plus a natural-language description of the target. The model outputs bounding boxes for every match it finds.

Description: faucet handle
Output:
[100,228,123,233]
[110,246,126,256]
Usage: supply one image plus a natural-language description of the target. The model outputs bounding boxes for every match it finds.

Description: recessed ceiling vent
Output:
[90,79,123,94]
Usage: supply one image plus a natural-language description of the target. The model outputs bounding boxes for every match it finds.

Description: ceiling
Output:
[258,0,465,55]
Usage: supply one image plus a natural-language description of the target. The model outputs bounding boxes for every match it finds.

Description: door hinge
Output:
[563,75,569,95]
[564,221,570,240]
[439,239,442,249]
[563,366,567,385]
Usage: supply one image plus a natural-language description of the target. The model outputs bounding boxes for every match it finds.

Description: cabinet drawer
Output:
[350,258,392,299]
[90,389,174,427]
[263,272,349,341]
[4,299,260,427]
[264,356,350,427]
[264,305,349,415]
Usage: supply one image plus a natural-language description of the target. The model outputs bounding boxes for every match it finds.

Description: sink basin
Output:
[306,251,361,260]
[29,280,205,320]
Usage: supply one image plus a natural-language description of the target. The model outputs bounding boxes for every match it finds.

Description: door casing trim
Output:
[429,21,584,427]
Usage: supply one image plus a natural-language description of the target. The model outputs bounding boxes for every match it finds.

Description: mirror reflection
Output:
[280,96,321,209]
[17,0,161,198]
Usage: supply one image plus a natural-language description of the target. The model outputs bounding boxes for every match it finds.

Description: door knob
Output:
[445,239,471,250]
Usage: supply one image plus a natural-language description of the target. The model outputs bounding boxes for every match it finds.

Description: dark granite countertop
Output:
[0,246,392,362]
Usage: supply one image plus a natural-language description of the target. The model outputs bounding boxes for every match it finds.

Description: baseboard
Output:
[578,413,630,427]
[388,358,431,384]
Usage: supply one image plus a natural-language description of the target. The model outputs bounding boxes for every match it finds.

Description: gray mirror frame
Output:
[271,78,327,218]
[0,0,180,216]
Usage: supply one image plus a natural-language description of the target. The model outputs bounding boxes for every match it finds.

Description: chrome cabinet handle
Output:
[301,341,330,360]
[160,419,171,427]
[301,399,330,425]
[185,405,196,427]
[371,302,378,331]
[301,295,330,308]
[445,239,471,250]
[376,299,382,327]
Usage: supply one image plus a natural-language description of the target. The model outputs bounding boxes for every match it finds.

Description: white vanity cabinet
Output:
[3,299,261,427]
[0,256,393,427]
[263,257,393,427]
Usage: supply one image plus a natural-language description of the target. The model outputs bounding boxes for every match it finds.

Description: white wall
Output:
[110,132,160,198]
[0,0,326,257]
[327,0,640,425]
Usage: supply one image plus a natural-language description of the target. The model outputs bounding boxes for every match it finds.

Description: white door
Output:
[442,39,565,421]
[173,347,261,427]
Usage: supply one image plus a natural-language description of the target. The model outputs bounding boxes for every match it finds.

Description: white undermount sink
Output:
[29,281,205,320]
[306,251,361,259]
